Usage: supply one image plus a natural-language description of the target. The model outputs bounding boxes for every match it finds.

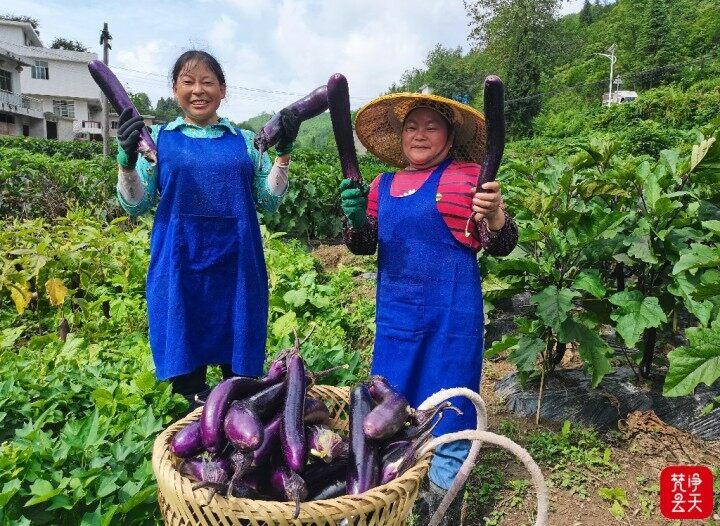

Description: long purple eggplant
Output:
[200,377,264,453]
[303,456,348,495]
[281,353,307,472]
[379,424,438,484]
[170,420,204,458]
[312,480,346,501]
[476,75,505,189]
[253,85,329,168]
[252,412,283,466]
[224,402,264,451]
[327,73,362,184]
[347,383,380,495]
[270,466,308,519]
[266,355,287,382]
[364,376,410,440]
[87,60,157,163]
[241,378,288,420]
[304,397,330,425]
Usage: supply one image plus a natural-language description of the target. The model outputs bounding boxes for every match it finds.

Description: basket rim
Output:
[152,384,431,519]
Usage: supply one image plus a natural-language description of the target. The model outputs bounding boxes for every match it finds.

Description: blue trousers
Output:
[429,440,471,490]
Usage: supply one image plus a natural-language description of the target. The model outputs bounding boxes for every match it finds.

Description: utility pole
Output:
[596,44,617,106]
[99,23,112,156]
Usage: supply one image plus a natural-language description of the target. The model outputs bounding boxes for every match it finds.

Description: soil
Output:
[465,358,720,526]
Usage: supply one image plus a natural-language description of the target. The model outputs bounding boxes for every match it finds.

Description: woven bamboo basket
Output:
[152,384,431,526]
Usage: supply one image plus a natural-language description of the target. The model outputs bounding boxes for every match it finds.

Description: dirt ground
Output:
[466,358,720,526]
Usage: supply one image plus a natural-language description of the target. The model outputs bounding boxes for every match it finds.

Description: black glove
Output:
[275,107,300,156]
[116,108,146,169]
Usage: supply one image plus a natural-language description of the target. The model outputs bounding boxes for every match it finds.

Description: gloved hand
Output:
[116,108,146,169]
[340,178,369,228]
[275,107,300,156]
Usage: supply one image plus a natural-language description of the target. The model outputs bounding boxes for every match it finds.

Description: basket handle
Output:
[417,388,548,526]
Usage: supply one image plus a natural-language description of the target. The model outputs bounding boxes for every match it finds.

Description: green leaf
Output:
[283,289,308,308]
[485,335,519,359]
[531,286,579,332]
[572,270,606,299]
[668,274,713,327]
[0,479,21,508]
[609,501,625,519]
[609,292,667,348]
[508,336,545,373]
[690,136,716,172]
[96,475,119,499]
[627,236,658,264]
[559,319,613,387]
[663,323,720,397]
[673,243,720,274]
[0,326,25,349]
[271,311,297,338]
[642,165,661,211]
[701,220,720,236]
[25,479,63,507]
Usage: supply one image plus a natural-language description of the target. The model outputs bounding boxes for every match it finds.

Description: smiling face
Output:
[401,106,453,169]
[172,60,226,126]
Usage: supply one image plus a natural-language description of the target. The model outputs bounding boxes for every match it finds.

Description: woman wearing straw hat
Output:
[340,92,518,524]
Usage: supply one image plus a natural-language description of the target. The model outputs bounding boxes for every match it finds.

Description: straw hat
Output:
[354,92,487,168]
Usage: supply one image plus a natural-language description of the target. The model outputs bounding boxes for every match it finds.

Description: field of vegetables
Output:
[0,123,719,524]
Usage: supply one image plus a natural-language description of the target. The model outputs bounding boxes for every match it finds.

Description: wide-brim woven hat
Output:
[355,92,487,168]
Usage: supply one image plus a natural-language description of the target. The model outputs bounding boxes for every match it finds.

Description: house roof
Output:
[0,19,43,47]
[0,41,97,63]
[0,46,31,67]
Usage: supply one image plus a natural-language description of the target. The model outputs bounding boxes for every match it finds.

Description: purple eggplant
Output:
[240,378,287,420]
[327,73,362,184]
[396,401,461,441]
[281,353,307,472]
[307,425,344,463]
[266,355,287,382]
[180,456,231,503]
[476,75,505,189]
[87,60,157,163]
[170,420,204,458]
[312,480,346,500]
[303,457,348,500]
[347,383,380,495]
[270,466,308,519]
[253,85,329,167]
[364,377,411,440]
[379,425,436,484]
[252,412,283,466]
[224,402,264,451]
[200,376,264,453]
[304,397,331,425]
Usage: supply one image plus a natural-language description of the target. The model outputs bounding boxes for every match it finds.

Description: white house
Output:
[0,45,45,136]
[602,90,638,106]
[0,18,104,140]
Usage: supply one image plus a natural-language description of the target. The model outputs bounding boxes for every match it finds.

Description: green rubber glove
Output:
[340,178,369,228]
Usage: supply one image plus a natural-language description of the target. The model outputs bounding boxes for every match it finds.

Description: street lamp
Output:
[596,44,617,106]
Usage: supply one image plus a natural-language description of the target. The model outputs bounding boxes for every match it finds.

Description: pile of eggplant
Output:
[169,347,457,518]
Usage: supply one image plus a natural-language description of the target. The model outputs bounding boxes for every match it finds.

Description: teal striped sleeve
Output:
[240,129,285,213]
[116,124,161,216]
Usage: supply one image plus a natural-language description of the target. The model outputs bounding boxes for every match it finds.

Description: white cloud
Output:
[208,14,239,51]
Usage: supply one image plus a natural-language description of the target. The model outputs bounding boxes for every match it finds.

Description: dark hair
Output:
[171,50,226,86]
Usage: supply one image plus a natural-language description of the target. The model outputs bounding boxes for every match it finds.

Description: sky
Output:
[2,0,586,122]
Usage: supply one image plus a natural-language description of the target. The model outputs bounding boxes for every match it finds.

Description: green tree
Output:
[465,0,561,136]
[49,38,89,52]
[635,0,673,86]
[579,0,594,24]
[129,92,153,115]
[0,14,39,35]
[154,97,182,123]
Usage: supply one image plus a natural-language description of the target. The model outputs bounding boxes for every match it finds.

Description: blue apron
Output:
[146,127,268,380]
[371,159,484,435]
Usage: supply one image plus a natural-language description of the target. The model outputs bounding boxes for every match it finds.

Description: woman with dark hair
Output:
[340,92,518,525]
[115,50,300,405]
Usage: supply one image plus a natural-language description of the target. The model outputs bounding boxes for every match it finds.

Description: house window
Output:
[52,100,75,118]
[0,70,11,92]
[111,120,119,129]
[31,60,49,80]
[0,113,16,124]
